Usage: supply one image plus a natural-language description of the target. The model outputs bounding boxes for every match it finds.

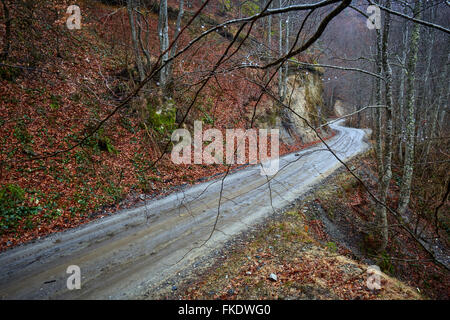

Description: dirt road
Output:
[0,120,369,299]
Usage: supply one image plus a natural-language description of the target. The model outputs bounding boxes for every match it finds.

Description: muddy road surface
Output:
[0,120,369,299]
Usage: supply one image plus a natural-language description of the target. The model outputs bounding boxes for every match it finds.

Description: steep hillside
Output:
[281,66,325,144]
[0,0,329,250]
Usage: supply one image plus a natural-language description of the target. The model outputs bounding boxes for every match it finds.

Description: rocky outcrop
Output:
[281,66,324,144]
[333,98,350,118]
[253,65,325,145]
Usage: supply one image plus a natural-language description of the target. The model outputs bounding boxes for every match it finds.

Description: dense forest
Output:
[0,0,448,300]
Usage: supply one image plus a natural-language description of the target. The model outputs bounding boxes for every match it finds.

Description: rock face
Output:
[280,68,324,144]
[333,99,347,117]
[253,66,325,145]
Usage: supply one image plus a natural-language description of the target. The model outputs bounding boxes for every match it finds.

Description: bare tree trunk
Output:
[418,17,434,114]
[0,0,11,61]
[424,53,450,161]
[416,4,435,146]
[259,0,266,29]
[137,10,152,69]
[376,0,393,252]
[283,13,290,99]
[398,0,422,216]
[278,0,284,100]
[266,0,272,82]
[329,85,335,110]
[158,0,170,91]
[375,27,383,180]
[167,0,185,87]
[438,72,449,131]
[127,0,145,82]
[267,1,272,50]
[397,11,409,162]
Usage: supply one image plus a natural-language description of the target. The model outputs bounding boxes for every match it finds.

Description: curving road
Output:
[0,120,370,299]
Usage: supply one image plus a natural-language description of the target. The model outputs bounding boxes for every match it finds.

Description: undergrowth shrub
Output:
[0,184,42,234]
